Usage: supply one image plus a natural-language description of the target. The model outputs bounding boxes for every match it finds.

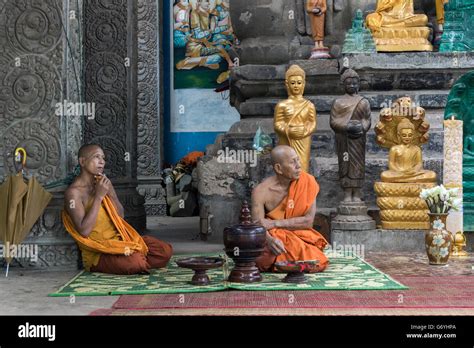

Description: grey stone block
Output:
[331,229,427,252]
[344,52,474,70]
[237,91,449,117]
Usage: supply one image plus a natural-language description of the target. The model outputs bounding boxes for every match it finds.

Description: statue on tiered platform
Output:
[444,71,474,231]
[366,0,433,52]
[306,0,331,59]
[439,0,474,52]
[330,69,375,230]
[274,65,317,173]
[342,9,376,54]
[374,97,437,229]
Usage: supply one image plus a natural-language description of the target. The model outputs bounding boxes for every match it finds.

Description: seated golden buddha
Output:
[381,118,437,183]
[374,97,437,230]
[366,0,432,52]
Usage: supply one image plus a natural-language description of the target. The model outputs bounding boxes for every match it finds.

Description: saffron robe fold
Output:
[62,195,172,273]
[256,172,329,272]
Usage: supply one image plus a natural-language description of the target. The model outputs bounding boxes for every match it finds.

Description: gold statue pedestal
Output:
[372,27,433,52]
[375,182,435,229]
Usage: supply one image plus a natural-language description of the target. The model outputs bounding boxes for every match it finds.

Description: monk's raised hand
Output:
[95,175,111,199]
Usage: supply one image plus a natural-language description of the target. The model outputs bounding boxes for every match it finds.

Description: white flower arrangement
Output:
[419,185,462,214]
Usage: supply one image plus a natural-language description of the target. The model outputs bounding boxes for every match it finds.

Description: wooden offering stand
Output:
[223,201,266,283]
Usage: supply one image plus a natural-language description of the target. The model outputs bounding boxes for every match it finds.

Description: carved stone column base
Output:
[332,202,376,230]
[115,182,147,233]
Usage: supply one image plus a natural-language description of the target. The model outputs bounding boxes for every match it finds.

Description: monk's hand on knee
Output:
[267,236,286,256]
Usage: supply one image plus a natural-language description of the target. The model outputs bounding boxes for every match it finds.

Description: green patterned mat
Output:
[49,252,407,297]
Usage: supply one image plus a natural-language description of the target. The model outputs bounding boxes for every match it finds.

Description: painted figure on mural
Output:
[173,0,191,48]
[274,65,317,173]
[330,69,371,202]
[175,0,236,71]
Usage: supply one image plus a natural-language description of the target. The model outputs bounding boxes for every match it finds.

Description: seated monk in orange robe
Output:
[62,144,172,275]
[252,145,328,272]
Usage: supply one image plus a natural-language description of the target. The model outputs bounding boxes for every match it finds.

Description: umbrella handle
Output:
[14,147,27,173]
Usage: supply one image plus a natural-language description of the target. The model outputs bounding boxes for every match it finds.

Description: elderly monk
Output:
[251,145,328,272]
[62,144,172,274]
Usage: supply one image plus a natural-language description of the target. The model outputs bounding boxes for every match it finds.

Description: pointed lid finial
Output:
[240,201,252,225]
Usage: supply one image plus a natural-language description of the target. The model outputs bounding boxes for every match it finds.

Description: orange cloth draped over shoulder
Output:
[258,171,329,272]
[62,195,148,271]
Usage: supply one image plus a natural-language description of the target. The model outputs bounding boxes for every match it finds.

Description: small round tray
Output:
[176,257,225,286]
[274,260,321,284]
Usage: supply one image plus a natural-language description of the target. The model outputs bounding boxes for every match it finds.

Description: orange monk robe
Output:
[62,195,172,274]
[256,172,329,272]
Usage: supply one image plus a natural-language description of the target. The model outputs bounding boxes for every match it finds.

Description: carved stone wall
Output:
[83,0,147,230]
[136,0,166,216]
[0,0,82,269]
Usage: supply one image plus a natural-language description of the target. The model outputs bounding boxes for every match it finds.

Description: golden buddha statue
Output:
[381,118,437,183]
[366,0,433,52]
[374,97,437,229]
[274,65,317,172]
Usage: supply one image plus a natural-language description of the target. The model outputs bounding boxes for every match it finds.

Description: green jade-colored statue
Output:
[342,9,376,54]
[439,0,474,52]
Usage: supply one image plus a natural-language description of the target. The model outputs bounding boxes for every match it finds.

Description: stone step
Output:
[238,90,449,117]
[343,52,474,70]
[331,229,474,252]
[220,118,445,158]
[231,53,474,110]
[222,130,444,159]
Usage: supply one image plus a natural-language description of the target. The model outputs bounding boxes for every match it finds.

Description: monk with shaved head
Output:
[62,144,172,274]
[252,145,328,272]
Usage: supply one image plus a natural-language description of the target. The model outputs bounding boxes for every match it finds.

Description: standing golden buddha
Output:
[274,65,317,172]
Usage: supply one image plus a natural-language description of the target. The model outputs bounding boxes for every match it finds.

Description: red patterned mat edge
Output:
[90,276,474,312]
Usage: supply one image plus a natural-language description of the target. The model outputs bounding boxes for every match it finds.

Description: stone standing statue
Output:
[274,65,317,173]
[330,69,375,231]
[306,0,331,59]
[330,69,371,203]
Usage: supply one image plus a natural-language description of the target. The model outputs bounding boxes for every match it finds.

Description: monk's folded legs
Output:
[141,235,173,269]
[90,236,173,275]
[90,252,149,275]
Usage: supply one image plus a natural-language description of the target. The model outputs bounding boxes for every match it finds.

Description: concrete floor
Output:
[1,216,473,316]
[0,216,223,315]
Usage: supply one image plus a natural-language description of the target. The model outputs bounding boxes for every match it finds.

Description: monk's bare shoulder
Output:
[64,182,89,209]
[253,176,275,193]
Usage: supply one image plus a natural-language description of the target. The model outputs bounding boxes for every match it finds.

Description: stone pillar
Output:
[443,119,463,233]
[84,0,146,231]
[136,0,166,217]
[0,0,82,268]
